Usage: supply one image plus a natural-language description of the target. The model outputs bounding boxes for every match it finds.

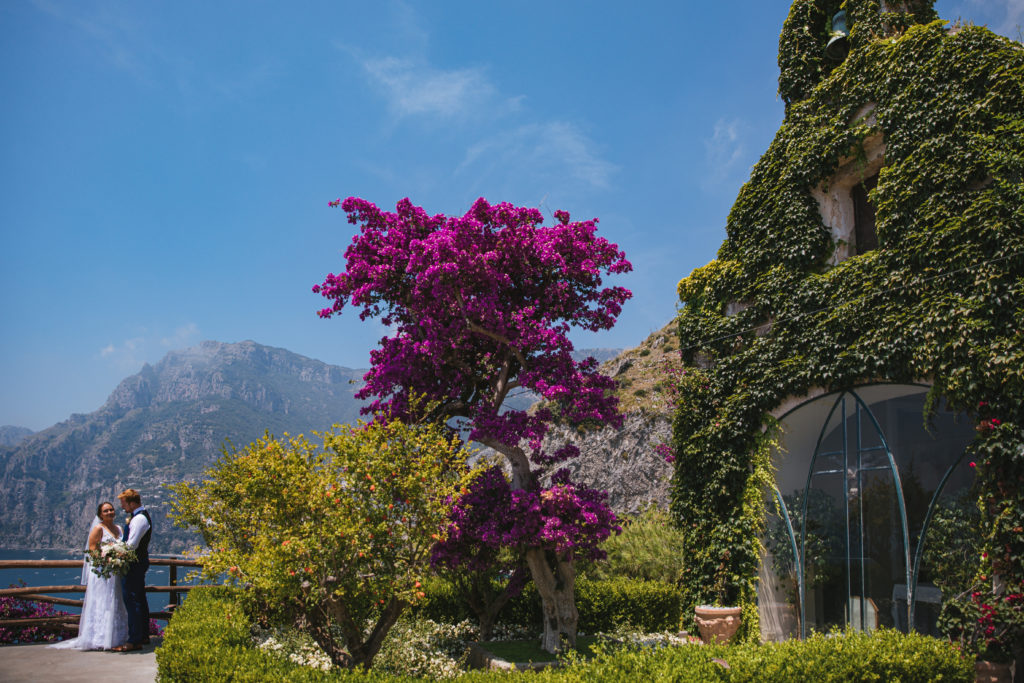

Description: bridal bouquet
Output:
[87,540,137,579]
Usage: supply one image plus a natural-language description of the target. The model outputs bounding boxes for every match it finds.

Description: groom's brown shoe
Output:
[112,643,142,652]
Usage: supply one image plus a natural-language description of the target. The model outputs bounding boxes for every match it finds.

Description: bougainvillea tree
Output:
[314,196,632,651]
[431,466,619,640]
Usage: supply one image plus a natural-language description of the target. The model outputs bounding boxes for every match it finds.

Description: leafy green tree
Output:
[168,417,474,670]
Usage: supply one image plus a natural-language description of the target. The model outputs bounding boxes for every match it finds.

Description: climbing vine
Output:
[672,0,1023,645]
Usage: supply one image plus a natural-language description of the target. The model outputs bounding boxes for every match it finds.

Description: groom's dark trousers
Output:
[122,509,152,645]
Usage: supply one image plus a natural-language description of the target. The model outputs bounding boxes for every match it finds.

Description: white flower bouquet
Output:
[87,540,137,579]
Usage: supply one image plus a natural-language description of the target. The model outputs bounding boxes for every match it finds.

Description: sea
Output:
[0,548,202,617]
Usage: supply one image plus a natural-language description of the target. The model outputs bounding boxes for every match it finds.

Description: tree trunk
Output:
[482,438,580,654]
[465,576,516,641]
[526,547,578,653]
[299,606,353,669]
[477,607,496,642]
[304,595,406,670]
[349,597,406,670]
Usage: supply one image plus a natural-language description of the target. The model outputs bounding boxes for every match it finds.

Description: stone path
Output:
[0,638,160,682]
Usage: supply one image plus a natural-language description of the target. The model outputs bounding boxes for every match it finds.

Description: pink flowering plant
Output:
[429,466,529,641]
[315,197,631,652]
[941,580,1024,663]
[0,582,75,644]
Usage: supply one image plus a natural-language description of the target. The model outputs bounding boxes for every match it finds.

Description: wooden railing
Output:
[0,557,201,631]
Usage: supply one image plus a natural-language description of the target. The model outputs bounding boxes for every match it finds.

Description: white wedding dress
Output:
[50,525,129,651]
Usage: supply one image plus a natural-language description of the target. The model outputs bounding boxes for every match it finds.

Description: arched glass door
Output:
[760,385,976,640]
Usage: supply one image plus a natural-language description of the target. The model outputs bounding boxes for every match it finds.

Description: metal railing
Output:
[0,557,201,632]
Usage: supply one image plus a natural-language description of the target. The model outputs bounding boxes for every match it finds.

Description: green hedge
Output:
[156,587,396,682]
[462,630,973,682]
[412,577,684,634]
[161,586,972,682]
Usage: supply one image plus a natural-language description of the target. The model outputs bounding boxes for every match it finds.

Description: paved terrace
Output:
[0,638,160,682]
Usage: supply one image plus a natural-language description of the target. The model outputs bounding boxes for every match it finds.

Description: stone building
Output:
[671,0,1023,650]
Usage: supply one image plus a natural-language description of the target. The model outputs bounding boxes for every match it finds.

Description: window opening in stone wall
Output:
[852,173,879,255]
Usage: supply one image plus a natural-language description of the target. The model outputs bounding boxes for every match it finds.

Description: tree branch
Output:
[454,291,529,370]
[478,437,534,490]
[465,320,528,369]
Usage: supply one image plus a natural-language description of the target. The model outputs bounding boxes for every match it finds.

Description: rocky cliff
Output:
[0,341,367,552]
[542,412,673,514]
[538,324,680,514]
[0,426,34,447]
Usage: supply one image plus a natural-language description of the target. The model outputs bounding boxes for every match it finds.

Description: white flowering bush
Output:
[253,617,697,678]
[253,615,539,678]
[252,626,332,671]
[372,618,477,678]
[604,629,696,649]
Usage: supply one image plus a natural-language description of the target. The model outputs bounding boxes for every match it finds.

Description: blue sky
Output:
[1,0,1020,431]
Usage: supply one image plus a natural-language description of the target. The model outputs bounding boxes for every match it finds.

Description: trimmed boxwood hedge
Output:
[160,586,973,682]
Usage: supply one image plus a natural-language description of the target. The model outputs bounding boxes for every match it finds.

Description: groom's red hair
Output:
[118,488,141,505]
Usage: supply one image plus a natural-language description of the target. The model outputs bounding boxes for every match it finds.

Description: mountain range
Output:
[0,339,672,553]
[0,341,366,552]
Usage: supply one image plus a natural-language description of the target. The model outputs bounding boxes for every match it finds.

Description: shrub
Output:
[168,415,474,670]
[158,587,334,682]
[578,506,685,585]
[158,587,402,681]
[468,628,972,682]
[710,628,973,682]
[0,583,75,644]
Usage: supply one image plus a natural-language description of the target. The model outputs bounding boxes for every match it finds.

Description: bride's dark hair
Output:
[96,501,114,518]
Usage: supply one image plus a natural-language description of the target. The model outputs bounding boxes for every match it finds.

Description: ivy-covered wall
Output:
[670,0,1023,643]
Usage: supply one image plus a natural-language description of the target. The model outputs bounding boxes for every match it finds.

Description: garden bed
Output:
[158,587,976,682]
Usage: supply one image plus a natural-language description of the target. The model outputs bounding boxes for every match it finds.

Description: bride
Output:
[50,502,129,650]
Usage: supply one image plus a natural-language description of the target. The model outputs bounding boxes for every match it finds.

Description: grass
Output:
[477,636,601,663]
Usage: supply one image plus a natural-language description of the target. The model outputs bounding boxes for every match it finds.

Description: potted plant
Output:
[694,604,742,645]
[694,552,742,644]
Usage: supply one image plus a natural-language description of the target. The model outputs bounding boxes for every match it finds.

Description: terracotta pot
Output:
[694,605,742,645]
[974,659,1012,683]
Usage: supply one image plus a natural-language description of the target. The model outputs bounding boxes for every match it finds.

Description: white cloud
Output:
[30,0,149,79]
[458,122,616,194]
[347,10,615,201]
[161,323,200,348]
[702,118,746,191]
[361,56,503,119]
[953,0,1023,38]
[99,324,200,372]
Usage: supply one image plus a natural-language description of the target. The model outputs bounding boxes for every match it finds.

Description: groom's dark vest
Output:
[123,508,152,566]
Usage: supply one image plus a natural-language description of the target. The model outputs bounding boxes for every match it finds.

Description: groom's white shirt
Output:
[126,505,151,549]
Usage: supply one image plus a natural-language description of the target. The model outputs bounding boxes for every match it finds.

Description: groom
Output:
[115,488,152,652]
